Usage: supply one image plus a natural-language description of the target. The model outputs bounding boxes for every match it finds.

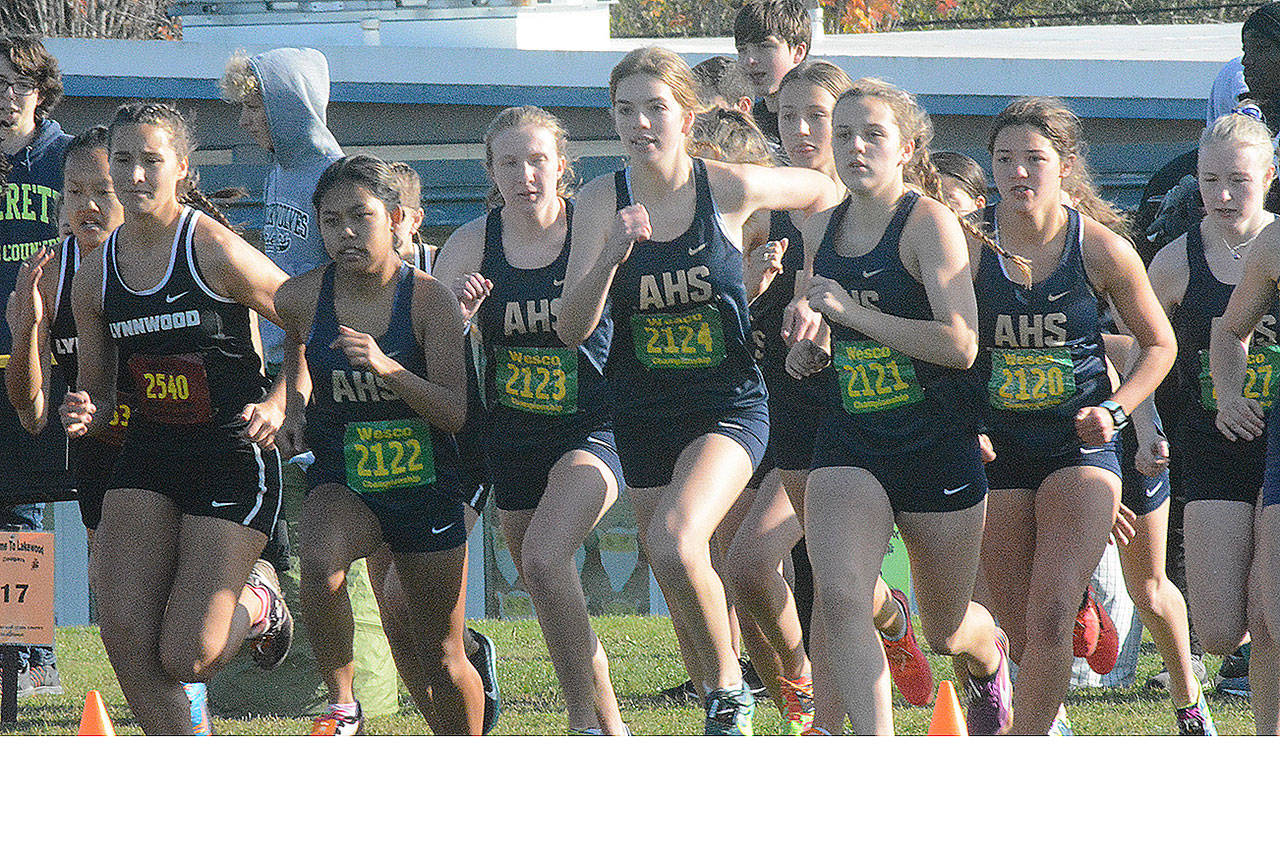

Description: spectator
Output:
[734,0,810,157]
[0,34,71,699]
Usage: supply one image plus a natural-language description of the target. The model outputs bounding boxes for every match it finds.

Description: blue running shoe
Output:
[182,682,213,736]
[1048,704,1074,736]
[704,683,754,736]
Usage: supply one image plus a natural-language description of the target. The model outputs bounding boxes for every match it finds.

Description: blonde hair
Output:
[387,162,423,209]
[839,80,1034,285]
[482,105,577,210]
[1200,105,1277,166]
[609,46,700,116]
[689,108,775,166]
[778,60,852,106]
[989,96,1129,241]
[219,50,259,104]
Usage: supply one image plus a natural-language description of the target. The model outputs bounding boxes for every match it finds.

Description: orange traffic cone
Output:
[78,690,116,736]
[927,680,967,736]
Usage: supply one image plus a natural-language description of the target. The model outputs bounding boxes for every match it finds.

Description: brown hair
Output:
[932,151,989,205]
[733,0,811,51]
[692,56,752,110]
[483,105,577,210]
[387,161,423,209]
[0,35,62,121]
[689,108,775,166]
[988,96,1129,240]
[109,102,235,231]
[609,46,700,116]
[837,80,1032,284]
[778,60,852,105]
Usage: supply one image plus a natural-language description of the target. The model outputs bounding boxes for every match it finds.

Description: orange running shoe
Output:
[881,588,934,706]
[1073,588,1100,658]
[779,675,815,735]
[1086,587,1119,675]
[310,703,363,736]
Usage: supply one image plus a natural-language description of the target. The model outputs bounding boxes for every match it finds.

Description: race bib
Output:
[497,346,577,415]
[344,418,436,494]
[632,309,726,370]
[1199,346,1280,411]
[988,348,1076,411]
[833,341,924,413]
[101,399,132,447]
[128,353,213,424]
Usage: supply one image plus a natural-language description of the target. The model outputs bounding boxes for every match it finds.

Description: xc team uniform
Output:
[475,203,623,511]
[607,158,769,488]
[304,262,466,553]
[1171,224,1276,505]
[748,209,834,486]
[103,207,282,536]
[976,205,1120,488]
[49,237,130,528]
[809,192,985,512]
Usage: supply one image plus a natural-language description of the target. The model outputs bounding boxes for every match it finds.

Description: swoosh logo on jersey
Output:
[1080,447,1106,454]
[716,421,745,431]
[1047,290,1070,302]
[432,522,457,535]
[942,483,970,496]
[688,242,707,256]
[862,268,884,279]
[165,291,189,303]
[1145,484,1162,497]
[211,500,237,508]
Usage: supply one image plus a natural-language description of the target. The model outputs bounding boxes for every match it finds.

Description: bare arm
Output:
[431,216,490,324]
[1210,221,1280,441]
[273,270,322,458]
[5,246,59,433]
[559,176,647,347]
[65,246,117,439]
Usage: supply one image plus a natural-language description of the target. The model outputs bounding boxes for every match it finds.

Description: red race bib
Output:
[128,353,213,425]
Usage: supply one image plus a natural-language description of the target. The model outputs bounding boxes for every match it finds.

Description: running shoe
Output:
[182,682,214,736]
[1073,588,1100,658]
[704,684,755,736]
[568,725,632,736]
[310,703,364,736]
[1086,588,1119,675]
[965,628,1012,736]
[1048,704,1074,736]
[657,677,699,704]
[466,627,501,735]
[1175,685,1218,736]
[778,675,815,736]
[881,588,934,706]
[16,663,62,698]
[246,559,294,671]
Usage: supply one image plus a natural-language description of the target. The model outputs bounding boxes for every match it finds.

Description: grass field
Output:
[1,616,1257,735]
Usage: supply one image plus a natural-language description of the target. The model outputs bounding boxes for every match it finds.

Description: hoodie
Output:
[250,47,344,367]
[0,117,72,494]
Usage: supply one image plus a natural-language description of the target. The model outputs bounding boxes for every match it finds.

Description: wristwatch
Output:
[1099,399,1129,431]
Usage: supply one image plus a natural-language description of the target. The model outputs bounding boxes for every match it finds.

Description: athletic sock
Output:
[245,585,271,636]
[880,597,908,642]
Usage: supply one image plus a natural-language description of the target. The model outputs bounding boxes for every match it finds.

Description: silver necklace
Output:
[1223,232,1259,260]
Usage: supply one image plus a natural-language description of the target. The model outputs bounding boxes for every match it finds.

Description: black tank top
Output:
[103,207,268,433]
[975,205,1108,456]
[813,192,973,454]
[606,158,765,419]
[475,202,610,449]
[1173,223,1279,436]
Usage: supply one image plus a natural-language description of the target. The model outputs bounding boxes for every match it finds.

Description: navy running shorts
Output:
[489,428,625,512]
[613,402,770,490]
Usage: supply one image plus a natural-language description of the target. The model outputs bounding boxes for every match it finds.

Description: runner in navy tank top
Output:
[794,80,1009,735]
[1189,110,1280,734]
[7,133,128,533]
[274,155,483,736]
[432,106,626,735]
[972,97,1176,735]
[63,103,295,735]
[559,46,833,735]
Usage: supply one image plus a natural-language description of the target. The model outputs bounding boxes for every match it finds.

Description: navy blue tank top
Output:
[1173,223,1279,436]
[476,202,610,448]
[607,158,765,419]
[304,262,459,492]
[103,208,268,434]
[974,205,1108,456]
[49,237,79,388]
[814,191,974,454]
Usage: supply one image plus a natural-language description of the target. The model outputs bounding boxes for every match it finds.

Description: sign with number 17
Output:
[0,531,55,647]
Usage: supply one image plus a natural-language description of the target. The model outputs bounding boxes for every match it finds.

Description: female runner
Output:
[62,103,294,735]
[433,105,626,735]
[275,154,483,735]
[559,46,832,735]
[793,78,1009,735]
[1207,112,1280,736]
[972,97,1176,735]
